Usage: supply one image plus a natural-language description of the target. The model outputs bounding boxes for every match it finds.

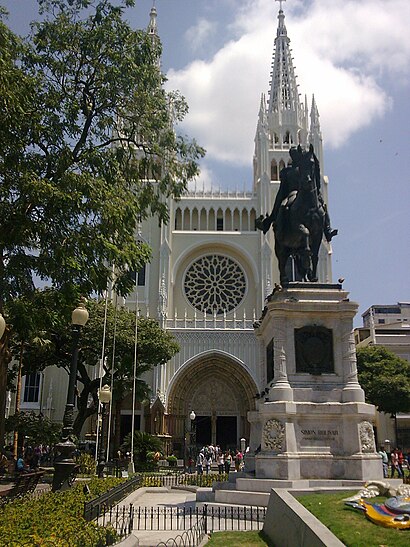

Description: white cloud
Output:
[167,0,410,165]
[184,18,217,53]
[187,163,214,192]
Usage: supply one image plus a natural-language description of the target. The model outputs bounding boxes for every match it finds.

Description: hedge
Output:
[0,477,123,546]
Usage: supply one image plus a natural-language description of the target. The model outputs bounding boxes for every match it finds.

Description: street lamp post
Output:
[52,302,89,491]
[97,384,112,478]
[189,410,196,464]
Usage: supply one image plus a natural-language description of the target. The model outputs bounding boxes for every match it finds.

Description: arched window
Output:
[241,209,248,231]
[279,159,286,173]
[200,208,207,230]
[183,207,190,230]
[192,208,199,230]
[208,208,216,230]
[216,208,224,231]
[271,159,278,181]
[250,208,257,231]
[225,208,232,231]
[174,208,182,230]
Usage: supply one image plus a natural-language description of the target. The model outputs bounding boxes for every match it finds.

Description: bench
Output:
[0,470,45,507]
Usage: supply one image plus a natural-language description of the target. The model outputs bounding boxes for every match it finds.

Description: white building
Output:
[355,303,410,451]
[120,4,334,455]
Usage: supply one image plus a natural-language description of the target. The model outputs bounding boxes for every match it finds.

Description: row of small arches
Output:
[174,207,257,232]
[270,129,304,147]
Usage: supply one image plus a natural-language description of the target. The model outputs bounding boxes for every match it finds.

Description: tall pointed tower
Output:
[254,3,333,289]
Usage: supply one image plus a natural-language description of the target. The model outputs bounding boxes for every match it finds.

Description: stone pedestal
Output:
[248,283,382,480]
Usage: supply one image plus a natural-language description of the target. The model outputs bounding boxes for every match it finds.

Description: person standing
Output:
[217,452,224,474]
[397,447,405,478]
[205,452,212,475]
[235,449,243,472]
[187,456,194,474]
[390,448,403,478]
[224,451,232,474]
[378,445,389,478]
[196,451,204,475]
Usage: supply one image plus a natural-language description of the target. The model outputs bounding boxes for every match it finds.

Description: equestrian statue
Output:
[256,144,337,284]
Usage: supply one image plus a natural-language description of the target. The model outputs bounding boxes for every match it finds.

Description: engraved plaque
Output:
[294,326,334,374]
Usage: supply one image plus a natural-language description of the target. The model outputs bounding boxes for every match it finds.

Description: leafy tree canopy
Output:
[0,0,204,304]
[5,411,61,449]
[0,0,203,444]
[356,345,410,415]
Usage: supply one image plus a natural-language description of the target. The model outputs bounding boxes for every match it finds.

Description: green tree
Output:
[0,0,203,444]
[120,431,163,467]
[356,345,410,415]
[17,295,180,436]
[5,411,61,450]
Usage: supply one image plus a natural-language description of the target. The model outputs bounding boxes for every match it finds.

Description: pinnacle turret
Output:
[268,4,299,114]
[147,3,158,41]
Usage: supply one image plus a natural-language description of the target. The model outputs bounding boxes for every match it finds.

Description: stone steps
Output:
[235,477,390,493]
[195,476,404,508]
[215,489,270,507]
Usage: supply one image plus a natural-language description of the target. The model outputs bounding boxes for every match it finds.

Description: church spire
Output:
[268,1,300,116]
[147,2,158,38]
[147,2,161,67]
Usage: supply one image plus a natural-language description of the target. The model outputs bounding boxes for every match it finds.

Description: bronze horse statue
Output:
[256,145,329,284]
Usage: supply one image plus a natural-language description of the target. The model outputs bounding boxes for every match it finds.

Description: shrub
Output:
[120,431,163,465]
[77,452,96,475]
[142,476,162,487]
[185,473,228,487]
[166,455,178,466]
[0,477,123,546]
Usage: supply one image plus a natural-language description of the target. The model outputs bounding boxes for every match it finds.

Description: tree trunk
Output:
[13,341,24,458]
[0,330,11,448]
[72,376,100,437]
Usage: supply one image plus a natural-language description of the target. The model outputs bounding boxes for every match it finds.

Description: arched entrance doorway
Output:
[166,352,257,456]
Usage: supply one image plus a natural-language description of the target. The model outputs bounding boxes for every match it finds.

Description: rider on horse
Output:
[257,145,337,243]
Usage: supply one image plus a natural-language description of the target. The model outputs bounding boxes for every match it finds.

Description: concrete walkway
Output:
[112,488,199,547]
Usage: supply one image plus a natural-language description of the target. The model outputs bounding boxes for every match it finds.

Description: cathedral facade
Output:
[122,5,334,455]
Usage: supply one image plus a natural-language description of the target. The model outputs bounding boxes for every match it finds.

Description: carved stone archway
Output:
[166,353,257,453]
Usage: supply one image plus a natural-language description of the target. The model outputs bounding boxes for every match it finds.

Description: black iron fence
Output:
[155,517,206,547]
[100,503,266,537]
[83,472,228,522]
[83,475,142,521]
[141,472,228,489]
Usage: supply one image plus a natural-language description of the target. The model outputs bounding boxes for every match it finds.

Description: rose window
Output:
[184,255,246,315]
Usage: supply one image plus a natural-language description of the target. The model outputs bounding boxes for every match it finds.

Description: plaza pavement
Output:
[112,487,200,547]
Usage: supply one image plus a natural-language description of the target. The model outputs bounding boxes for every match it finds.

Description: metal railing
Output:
[140,472,228,488]
[83,474,142,521]
[155,517,206,547]
[102,503,266,536]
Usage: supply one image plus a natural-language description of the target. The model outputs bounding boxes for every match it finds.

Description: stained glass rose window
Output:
[184,255,246,315]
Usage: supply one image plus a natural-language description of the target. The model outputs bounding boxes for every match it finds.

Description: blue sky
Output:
[2,0,410,325]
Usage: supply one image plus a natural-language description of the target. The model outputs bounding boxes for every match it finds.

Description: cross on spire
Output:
[276,0,286,11]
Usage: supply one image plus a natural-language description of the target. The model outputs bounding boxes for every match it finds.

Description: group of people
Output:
[189,445,244,475]
[0,445,43,476]
[378,445,410,479]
